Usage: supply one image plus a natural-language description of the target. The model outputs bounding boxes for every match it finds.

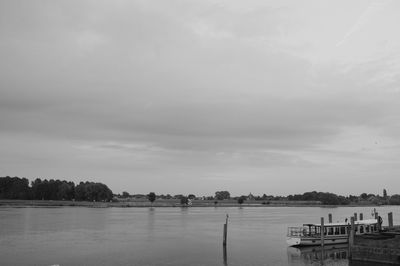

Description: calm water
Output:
[1,206,399,266]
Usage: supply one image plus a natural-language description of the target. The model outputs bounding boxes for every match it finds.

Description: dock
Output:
[350,212,400,265]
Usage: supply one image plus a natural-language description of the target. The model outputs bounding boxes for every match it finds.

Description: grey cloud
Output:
[0,84,386,153]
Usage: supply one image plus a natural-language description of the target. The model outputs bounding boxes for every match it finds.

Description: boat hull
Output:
[287,236,348,246]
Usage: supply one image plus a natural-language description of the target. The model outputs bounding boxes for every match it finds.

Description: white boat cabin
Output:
[287,219,378,246]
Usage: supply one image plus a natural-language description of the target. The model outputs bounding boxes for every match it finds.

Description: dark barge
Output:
[350,212,400,265]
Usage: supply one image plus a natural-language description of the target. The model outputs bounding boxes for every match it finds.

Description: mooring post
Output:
[223,214,228,246]
[388,212,393,229]
[354,212,357,221]
[349,216,355,259]
[359,213,363,220]
[223,224,227,246]
[320,217,325,247]
[350,216,355,243]
[328,213,332,223]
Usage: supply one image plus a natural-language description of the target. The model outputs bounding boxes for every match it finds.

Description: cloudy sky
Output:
[1,0,400,196]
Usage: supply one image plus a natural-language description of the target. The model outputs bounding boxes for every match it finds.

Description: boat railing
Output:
[287,226,320,237]
[287,226,322,237]
[288,227,302,237]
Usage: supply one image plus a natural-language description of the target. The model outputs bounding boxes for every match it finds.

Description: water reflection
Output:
[287,244,349,266]
[147,207,155,241]
[223,245,227,266]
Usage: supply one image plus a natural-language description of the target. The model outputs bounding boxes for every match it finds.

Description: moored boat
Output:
[287,218,379,246]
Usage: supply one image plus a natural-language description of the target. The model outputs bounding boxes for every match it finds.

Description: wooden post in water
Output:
[223,214,228,246]
[359,213,363,220]
[354,212,357,221]
[388,212,393,229]
[328,213,332,223]
[320,217,325,247]
[349,216,355,258]
[223,224,227,246]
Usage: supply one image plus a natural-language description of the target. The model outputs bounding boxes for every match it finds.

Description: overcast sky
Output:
[1,0,400,196]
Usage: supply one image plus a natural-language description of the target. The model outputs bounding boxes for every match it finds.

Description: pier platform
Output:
[350,231,400,265]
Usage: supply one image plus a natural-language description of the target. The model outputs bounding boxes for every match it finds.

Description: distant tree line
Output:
[287,191,350,205]
[115,190,400,206]
[117,192,198,200]
[3,177,400,206]
[0,176,30,200]
[0,176,113,201]
[287,189,400,205]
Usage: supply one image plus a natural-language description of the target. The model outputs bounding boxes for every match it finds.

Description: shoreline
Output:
[0,199,384,208]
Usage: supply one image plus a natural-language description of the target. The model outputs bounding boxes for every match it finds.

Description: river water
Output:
[1,205,399,266]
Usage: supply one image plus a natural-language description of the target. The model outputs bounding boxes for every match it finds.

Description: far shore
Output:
[0,199,383,208]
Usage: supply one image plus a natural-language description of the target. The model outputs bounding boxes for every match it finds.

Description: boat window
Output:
[366,226,369,233]
[340,226,346,234]
[354,226,358,232]
[374,225,377,231]
[328,227,333,235]
[311,226,317,235]
[360,226,364,233]
[335,227,340,235]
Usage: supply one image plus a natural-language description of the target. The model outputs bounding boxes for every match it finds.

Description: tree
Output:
[0,176,31,199]
[238,196,245,205]
[147,192,156,206]
[122,191,130,198]
[389,194,400,205]
[74,181,113,201]
[188,194,196,200]
[383,189,388,199]
[262,194,268,200]
[74,182,86,201]
[360,193,368,200]
[180,196,189,206]
[31,179,51,200]
[57,181,75,200]
[215,191,230,200]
